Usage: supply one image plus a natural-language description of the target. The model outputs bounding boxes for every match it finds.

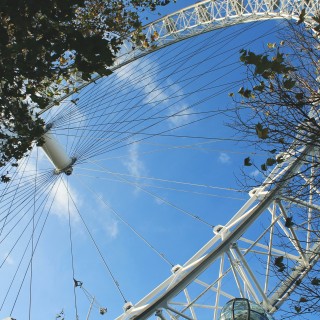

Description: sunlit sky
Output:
[0,1,316,320]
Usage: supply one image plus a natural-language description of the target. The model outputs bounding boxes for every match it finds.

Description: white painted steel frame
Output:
[114,137,320,319]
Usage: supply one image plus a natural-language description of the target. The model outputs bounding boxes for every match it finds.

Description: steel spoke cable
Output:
[49,18,273,129]
[80,285,106,311]
[77,138,265,162]
[74,77,241,161]
[72,23,282,154]
[46,17,226,128]
[76,175,174,267]
[0,176,60,311]
[66,61,138,158]
[61,178,128,304]
[73,47,251,160]
[77,166,243,193]
[0,176,54,240]
[0,170,54,211]
[72,51,237,160]
[76,81,243,162]
[0,174,56,246]
[60,24,238,159]
[0,153,35,218]
[0,172,54,223]
[46,21,197,125]
[75,173,246,201]
[50,130,258,144]
[88,160,214,228]
[0,153,34,238]
[0,177,58,269]
[50,77,244,132]
[48,17,282,140]
[8,176,62,316]
[0,172,55,226]
[0,176,57,268]
[47,24,276,162]
[0,170,53,202]
[53,31,242,130]
[76,68,241,158]
[45,18,284,162]
[50,100,240,136]
[66,176,80,320]
[29,148,38,320]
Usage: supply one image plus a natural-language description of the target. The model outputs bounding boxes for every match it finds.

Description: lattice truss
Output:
[114,135,320,320]
[118,0,319,67]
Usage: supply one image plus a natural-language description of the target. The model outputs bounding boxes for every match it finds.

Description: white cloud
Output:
[3,253,14,265]
[218,152,231,164]
[49,180,81,221]
[123,142,145,178]
[115,57,193,128]
[95,192,120,239]
[250,169,260,177]
[104,220,119,239]
[154,197,165,205]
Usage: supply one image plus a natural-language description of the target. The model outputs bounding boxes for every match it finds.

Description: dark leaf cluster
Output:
[0,0,172,174]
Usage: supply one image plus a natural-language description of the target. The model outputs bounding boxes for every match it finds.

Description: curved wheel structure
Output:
[115,136,320,319]
[1,1,320,320]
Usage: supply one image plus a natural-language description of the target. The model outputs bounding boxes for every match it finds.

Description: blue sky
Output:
[0,2,314,320]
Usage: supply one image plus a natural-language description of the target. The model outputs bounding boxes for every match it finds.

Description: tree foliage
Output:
[230,16,320,318]
[232,17,320,177]
[0,0,172,172]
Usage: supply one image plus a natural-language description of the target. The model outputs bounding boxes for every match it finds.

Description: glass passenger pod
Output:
[219,298,275,320]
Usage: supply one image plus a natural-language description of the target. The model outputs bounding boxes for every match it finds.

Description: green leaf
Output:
[253,81,265,92]
[261,164,267,171]
[244,157,252,166]
[295,92,304,100]
[294,306,301,313]
[266,158,276,166]
[283,78,296,90]
[255,123,269,139]
[1,175,11,183]
[238,87,252,98]
[276,156,284,164]
[274,256,284,266]
[299,297,308,303]
[311,277,320,286]
[285,217,294,228]
[297,8,306,25]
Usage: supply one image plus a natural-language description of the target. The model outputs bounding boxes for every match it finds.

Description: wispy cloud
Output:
[218,152,231,164]
[116,57,193,128]
[94,192,120,239]
[49,180,81,221]
[104,220,119,239]
[123,141,145,178]
[250,169,260,177]
[2,253,14,265]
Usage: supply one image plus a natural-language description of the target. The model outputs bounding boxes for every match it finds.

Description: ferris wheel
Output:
[0,1,320,320]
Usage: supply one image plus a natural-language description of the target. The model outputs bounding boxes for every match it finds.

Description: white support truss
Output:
[114,133,320,319]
